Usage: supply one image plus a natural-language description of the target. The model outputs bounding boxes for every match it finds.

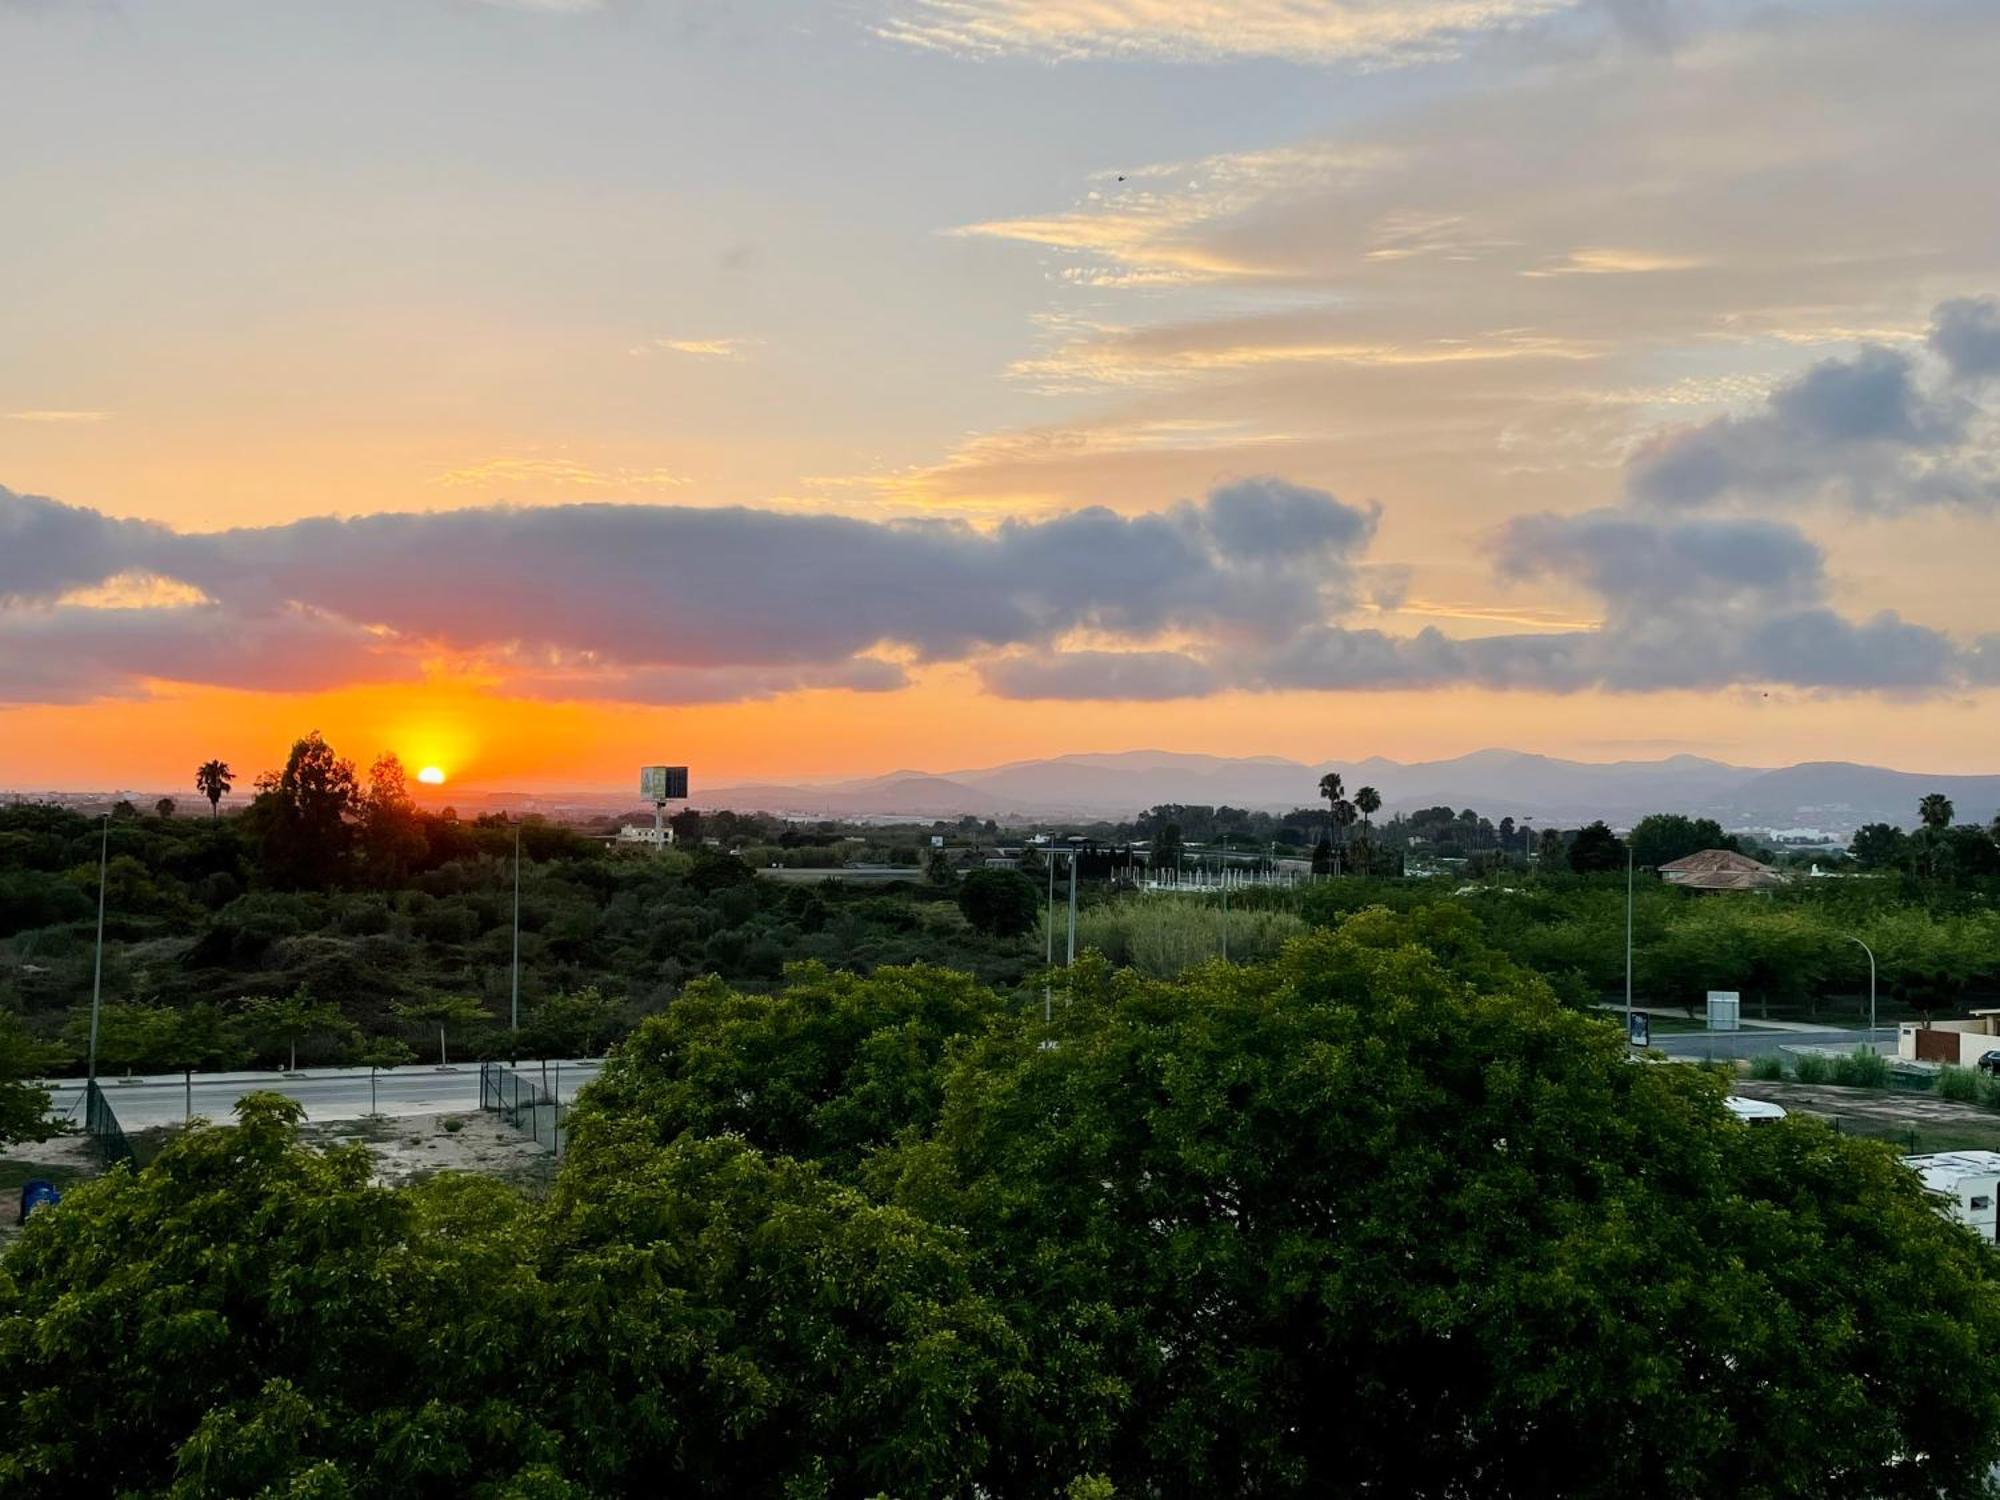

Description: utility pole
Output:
[510,823,522,1049]
[1624,841,1635,1043]
[87,814,109,1089]
[1066,845,1078,966]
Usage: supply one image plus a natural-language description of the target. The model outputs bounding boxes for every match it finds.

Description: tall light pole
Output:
[1043,835,1057,1023]
[1624,840,1635,1043]
[86,814,109,1088]
[510,823,522,1046]
[1066,844,1079,966]
[1846,934,1878,1041]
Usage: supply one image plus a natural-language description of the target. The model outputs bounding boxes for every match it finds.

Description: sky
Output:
[3,0,1999,791]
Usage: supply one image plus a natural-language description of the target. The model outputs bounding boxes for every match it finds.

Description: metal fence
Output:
[84,1079,135,1170]
[480,1060,567,1154]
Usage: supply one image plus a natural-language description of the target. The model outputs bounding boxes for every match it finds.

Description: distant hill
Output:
[696,749,2000,834]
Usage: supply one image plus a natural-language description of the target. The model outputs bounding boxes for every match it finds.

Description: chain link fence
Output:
[84,1079,135,1170]
[480,1060,567,1155]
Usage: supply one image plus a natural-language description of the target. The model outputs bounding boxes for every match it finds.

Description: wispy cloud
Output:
[878,0,1578,68]
[6,410,110,423]
[1522,246,1706,277]
[632,336,757,359]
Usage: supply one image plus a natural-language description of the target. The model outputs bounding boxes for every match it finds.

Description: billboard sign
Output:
[640,766,688,801]
[1627,1012,1650,1048]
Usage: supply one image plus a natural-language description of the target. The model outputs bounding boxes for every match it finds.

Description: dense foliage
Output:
[7,918,2000,1496]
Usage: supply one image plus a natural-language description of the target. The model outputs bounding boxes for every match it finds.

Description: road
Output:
[42,1059,605,1131]
[1650,1027,1891,1062]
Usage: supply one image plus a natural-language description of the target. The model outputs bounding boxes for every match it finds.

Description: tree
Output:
[1535,826,1567,868]
[355,1037,417,1115]
[1849,822,1910,871]
[517,985,624,1058]
[251,732,358,889]
[1316,771,1343,853]
[668,807,705,845]
[1330,796,1357,874]
[1151,821,1184,875]
[1629,813,1733,869]
[1920,793,1956,831]
[1310,836,1334,876]
[0,1010,62,1145]
[153,797,175,819]
[244,986,355,1074]
[394,994,490,1067]
[1567,820,1627,874]
[62,1001,178,1079]
[957,868,1040,938]
[1354,785,1381,826]
[877,930,2000,1496]
[356,752,427,884]
[194,758,233,819]
[0,1095,556,1494]
[925,844,960,889]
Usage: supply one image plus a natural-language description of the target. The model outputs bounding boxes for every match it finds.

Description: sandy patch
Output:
[298,1111,561,1191]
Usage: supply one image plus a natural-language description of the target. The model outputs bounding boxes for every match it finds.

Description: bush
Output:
[1748,1054,1785,1081]
[1938,1065,1982,1102]
[1831,1048,1888,1088]
[1791,1052,1832,1084]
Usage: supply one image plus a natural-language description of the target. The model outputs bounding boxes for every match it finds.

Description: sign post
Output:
[639,766,689,852]
[1628,1012,1650,1049]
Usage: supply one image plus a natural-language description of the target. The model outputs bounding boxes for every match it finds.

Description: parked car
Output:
[1977,1051,2000,1075]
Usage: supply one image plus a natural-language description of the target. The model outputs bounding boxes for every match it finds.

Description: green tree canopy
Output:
[1629,812,1735,868]
[957,867,1040,938]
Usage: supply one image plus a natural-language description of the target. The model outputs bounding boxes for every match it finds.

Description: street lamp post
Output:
[1624,841,1635,1043]
[1066,845,1079,967]
[1846,934,1878,1041]
[511,824,522,1050]
[86,814,109,1089]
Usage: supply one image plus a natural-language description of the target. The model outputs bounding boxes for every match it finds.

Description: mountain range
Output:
[696,749,2000,835]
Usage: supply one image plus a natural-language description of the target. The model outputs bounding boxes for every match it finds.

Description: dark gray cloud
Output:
[1931,295,2000,382]
[978,650,1221,701]
[0,478,1372,704]
[2,478,1984,707]
[1624,299,2000,514]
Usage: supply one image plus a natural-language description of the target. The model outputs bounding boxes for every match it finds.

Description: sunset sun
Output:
[416,766,447,786]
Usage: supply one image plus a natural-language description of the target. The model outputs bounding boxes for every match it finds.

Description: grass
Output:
[1830,1049,1889,1088]
[1792,1053,1832,1085]
[1748,1055,1785,1081]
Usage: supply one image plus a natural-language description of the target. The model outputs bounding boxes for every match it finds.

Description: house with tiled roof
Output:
[1657,848,1788,891]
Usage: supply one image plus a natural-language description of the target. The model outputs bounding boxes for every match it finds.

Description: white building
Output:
[1905,1151,2000,1241]
[616,824,674,846]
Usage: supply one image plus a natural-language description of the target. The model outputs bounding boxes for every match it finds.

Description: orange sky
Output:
[4,0,1998,789]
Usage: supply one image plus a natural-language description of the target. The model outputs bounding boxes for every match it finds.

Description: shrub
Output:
[1791,1052,1832,1085]
[1748,1054,1785,1081]
[1938,1065,1982,1102]
[1831,1048,1888,1088]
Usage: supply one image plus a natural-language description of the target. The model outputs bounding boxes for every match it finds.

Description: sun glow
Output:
[416,766,447,786]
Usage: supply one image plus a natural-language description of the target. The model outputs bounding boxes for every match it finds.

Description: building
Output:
[1657,849,1788,891]
[616,824,674,847]
[1898,1012,2000,1067]
[1904,1151,2000,1241]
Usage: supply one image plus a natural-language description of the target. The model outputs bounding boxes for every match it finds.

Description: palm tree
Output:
[195,760,233,820]
[1331,797,1358,874]
[1353,786,1381,876]
[1317,772,1345,874]
[1919,793,1955,831]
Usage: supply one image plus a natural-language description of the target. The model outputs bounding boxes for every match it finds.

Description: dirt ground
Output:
[1731,1079,2000,1152]
[298,1111,561,1190]
[0,1130,99,1249]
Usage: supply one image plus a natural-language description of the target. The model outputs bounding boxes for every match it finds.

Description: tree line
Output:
[6,915,1998,1496]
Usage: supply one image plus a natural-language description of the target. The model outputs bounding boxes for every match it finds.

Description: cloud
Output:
[4,475,1989,708]
[5,410,110,423]
[1625,316,2000,513]
[877,0,1577,67]
[1931,295,2000,383]
[634,337,754,359]
[0,478,1376,704]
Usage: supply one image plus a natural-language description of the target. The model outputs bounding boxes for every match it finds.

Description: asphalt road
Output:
[42,1059,605,1131]
[1650,1027,1892,1061]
